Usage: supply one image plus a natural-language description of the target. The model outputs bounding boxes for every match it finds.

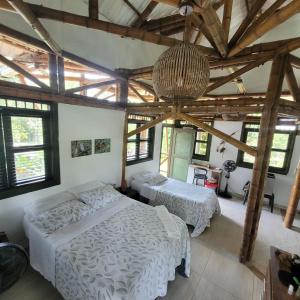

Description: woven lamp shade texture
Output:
[153,43,210,101]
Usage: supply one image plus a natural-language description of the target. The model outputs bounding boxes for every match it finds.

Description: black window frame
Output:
[237,122,296,175]
[126,118,155,166]
[192,125,213,162]
[0,97,60,200]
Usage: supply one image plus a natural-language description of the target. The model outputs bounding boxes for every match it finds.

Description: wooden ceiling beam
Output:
[205,91,291,98]
[0,53,50,89]
[141,14,184,31]
[229,0,300,57]
[129,79,156,96]
[123,0,141,18]
[205,54,272,93]
[132,1,158,28]
[7,0,62,56]
[177,112,257,156]
[0,80,124,110]
[0,2,218,56]
[285,61,300,103]
[289,54,300,69]
[229,0,267,49]
[222,0,233,43]
[128,84,149,102]
[196,1,227,57]
[65,79,118,94]
[126,112,174,138]
[241,0,288,42]
[88,0,98,19]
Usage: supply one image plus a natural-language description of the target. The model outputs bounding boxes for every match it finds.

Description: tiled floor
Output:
[1,198,300,300]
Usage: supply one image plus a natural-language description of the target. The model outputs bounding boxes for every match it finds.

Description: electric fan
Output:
[218,160,237,199]
[0,243,29,293]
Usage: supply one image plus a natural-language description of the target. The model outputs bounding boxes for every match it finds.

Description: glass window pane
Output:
[194,142,207,156]
[269,151,285,168]
[272,133,289,150]
[139,141,148,157]
[128,123,137,140]
[14,150,45,182]
[127,142,136,160]
[244,153,255,164]
[7,100,16,107]
[246,131,258,147]
[140,128,149,140]
[17,101,25,108]
[11,116,43,147]
[0,99,6,106]
[26,102,33,109]
[196,131,208,141]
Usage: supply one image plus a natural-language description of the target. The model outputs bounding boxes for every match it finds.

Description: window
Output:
[126,116,155,165]
[193,124,212,161]
[0,98,60,199]
[237,123,296,175]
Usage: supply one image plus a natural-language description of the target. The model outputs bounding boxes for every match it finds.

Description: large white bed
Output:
[131,174,221,237]
[23,181,190,300]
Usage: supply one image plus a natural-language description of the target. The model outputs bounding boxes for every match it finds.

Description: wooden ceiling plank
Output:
[285,61,300,103]
[7,0,61,56]
[0,53,50,89]
[229,0,300,57]
[228,0,267,49]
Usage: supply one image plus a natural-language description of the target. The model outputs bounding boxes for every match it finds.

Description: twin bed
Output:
[131,172,221,237]
[23,175,220,300]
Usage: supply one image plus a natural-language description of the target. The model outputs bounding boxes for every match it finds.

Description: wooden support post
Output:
[121,112,129,192]
[116,79,129,107]
[89,0,98,19]
[284,160,300,228]
[48,53,58,91]
[177,112,257,157]
[57,56,65,94]
[240,55,287,263]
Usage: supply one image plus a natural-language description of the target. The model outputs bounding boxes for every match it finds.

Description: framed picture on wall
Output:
[95,138,111,154]
[71,140,92,157]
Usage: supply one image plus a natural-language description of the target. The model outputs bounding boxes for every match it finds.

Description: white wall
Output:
[193,121,300,208]
[0,104,161,243]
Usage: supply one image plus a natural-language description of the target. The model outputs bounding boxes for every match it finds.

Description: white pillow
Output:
[78,185,121,209]
[132,172,167,185]
[147,174,167,186]
[24,191,75,217]
[131,171,153,182]
[69,180,106,198]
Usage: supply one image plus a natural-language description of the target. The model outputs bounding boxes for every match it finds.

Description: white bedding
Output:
[24,194,190,300]
[131,178,221,237]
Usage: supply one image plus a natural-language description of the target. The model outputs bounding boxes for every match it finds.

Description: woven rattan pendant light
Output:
[152,42,210,101]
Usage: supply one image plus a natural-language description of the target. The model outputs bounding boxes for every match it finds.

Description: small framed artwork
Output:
[71,140,92,157]
[95,138,111,154]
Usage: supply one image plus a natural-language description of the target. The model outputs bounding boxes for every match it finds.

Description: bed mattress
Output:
[131,178,221,237]
[24,196,190,300]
